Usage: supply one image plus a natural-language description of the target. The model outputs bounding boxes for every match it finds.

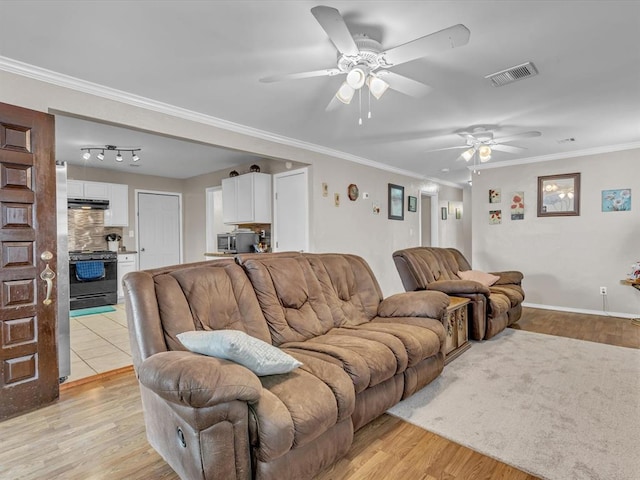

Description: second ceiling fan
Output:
[432,126,543,164]
[260,5,470,112]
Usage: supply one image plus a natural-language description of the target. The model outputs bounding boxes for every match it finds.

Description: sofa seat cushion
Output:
[490,285,525,307]
[345,321,442,367]
[250,364,353,462]
[487,292,511,316]
[282,332,400,393]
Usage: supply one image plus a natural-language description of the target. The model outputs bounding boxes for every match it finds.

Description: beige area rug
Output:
[388,329,640,480]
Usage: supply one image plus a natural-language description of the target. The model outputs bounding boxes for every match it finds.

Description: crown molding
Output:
[467,142,640,172]
[0,56,463,185]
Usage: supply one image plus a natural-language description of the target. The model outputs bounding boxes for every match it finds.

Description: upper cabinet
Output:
[67,179,109,200]
[104,183,129,226]
[67,180,129,226]
[222,172,272,224]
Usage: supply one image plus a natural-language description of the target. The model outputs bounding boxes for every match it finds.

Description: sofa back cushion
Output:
[305,253,383,326]
[147,260,272,351]
[238,253,336,346]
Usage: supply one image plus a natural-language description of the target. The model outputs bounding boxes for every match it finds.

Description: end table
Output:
[444,296,472,364]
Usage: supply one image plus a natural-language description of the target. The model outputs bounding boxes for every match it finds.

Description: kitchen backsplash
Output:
[68,210,124,251]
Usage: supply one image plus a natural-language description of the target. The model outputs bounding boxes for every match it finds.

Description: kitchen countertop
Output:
[204,252,235,257]
[118,250,138,254]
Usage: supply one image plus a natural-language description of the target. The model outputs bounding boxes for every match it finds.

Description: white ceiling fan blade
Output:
[379,24,470,67]
[311,6,359,56]
[260,68,342,83]
[376,71,432,97]
[494,131,542,143]
[491,144,526,154]
[427,145,469,152]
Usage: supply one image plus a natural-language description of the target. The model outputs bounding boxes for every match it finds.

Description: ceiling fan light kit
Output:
[261,5,470,123]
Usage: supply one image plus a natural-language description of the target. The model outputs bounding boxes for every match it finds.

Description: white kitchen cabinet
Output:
[67,180,129,226]
[105,183,129,227]
[222,172,271,224]
[66,180,85,198]
[117,253,138,302]
[67,179,110,199]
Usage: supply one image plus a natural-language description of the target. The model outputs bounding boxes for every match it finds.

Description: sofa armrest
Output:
[378,291,450,320]
[138,350,262,409]
[426,279,491,296]
[490,270,524,285]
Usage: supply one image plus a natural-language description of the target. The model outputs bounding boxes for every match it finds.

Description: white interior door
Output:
[273,168,309,252]
[137,191,182,270]
[206,187,224,253]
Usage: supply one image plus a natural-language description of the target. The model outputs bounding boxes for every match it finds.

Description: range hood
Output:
[68,198,110,210]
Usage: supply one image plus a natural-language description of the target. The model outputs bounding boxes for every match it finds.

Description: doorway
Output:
[420,190,439,247]
[136,191,182,270]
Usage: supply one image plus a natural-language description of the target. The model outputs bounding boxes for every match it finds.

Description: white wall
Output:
[472,149,639,317]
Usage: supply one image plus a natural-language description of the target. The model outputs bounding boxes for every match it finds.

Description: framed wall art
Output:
[537,173,580,217]
[408,195,417,212]
[602,189,631,211]
[441,207,448,220]
[388,184,404,220]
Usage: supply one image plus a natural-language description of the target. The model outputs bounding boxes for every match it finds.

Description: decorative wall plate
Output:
[348,183,359,201]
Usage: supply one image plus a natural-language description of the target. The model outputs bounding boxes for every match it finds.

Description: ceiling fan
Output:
[432,126,542,164]
[260,5,470,114]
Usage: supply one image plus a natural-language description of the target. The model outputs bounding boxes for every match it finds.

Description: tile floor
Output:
[67,303,133,383]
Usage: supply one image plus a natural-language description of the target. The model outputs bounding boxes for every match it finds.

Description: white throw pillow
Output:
[176,330,302,376]
[457,270,500,287]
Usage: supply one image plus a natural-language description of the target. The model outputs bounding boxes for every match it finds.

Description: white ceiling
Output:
[1,1,639,184]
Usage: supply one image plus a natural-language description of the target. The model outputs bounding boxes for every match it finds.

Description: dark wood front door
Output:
[0,102,58,420]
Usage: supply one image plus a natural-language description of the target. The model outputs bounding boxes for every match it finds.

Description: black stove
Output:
[69,250,118,310]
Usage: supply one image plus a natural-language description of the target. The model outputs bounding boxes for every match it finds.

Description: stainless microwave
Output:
[217,232,258,253]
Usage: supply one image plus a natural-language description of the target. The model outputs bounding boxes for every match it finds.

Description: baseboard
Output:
[522,302,637,319]
[60,365,134,392]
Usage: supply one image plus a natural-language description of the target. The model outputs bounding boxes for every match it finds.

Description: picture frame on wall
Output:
[441,207,447,220]
[408,195,417,212]
[388,183,404,220]
[537,172,581,217]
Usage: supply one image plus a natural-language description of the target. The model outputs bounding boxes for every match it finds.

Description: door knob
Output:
[140,247,145,252]
[39,251,56,306]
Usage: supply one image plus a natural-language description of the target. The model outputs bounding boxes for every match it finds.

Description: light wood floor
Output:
[1,308,636,480]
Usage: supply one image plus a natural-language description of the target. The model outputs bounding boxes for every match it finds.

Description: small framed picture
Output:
[388,183,404,220]
[441,207,448,220]
[408,196,417,212]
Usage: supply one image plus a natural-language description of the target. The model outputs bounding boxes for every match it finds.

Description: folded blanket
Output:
[76,261,105,281]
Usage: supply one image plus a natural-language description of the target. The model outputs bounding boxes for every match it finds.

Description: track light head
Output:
[132,152,139,162]
[82,150,91,160]
[96,150,105,161]
[115,151,123,162]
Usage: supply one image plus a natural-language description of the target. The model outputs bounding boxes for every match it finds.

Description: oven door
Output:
[69,259,117,310]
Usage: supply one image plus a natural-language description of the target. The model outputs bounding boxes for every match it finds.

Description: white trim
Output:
[522,302,637,320]
[135,189,184,266]
[468,142,640,172]
[272,167,310,253]
[0,56,459,185]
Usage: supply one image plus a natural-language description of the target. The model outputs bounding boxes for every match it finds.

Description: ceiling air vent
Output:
[485,62,538,87]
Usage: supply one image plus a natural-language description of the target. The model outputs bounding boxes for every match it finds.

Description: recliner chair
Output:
[393,247,524,339]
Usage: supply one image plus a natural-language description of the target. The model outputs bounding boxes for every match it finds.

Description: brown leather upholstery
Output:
[393,247,524,340]
[124,253,450,480]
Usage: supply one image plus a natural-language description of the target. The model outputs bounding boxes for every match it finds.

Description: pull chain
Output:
[358,89,363,125]
[368,87,372,119]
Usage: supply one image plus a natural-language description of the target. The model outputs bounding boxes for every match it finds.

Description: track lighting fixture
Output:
[80,145,141,163]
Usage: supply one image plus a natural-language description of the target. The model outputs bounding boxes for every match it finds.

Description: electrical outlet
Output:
[600,286,607,295]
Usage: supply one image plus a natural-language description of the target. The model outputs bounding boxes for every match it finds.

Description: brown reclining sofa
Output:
[392,247,525,340]
[124,252,450,480]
